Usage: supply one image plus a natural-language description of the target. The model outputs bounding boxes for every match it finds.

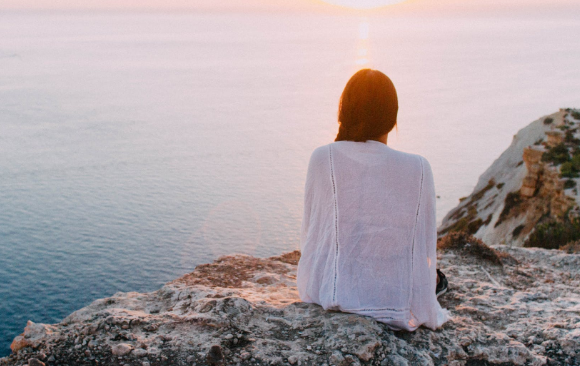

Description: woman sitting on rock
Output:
[297,69,449,331]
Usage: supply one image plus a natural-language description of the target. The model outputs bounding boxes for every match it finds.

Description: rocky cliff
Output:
[2,235,580,366]
[439,109,580,248]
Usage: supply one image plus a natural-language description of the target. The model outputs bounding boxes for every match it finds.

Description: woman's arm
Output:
[410,156,449,330]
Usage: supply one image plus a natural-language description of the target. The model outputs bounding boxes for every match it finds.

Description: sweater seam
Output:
[408,156,424,309]
[329,145,339,306]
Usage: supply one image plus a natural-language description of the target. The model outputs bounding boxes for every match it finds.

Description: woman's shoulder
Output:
[311,143,331,156]
[307,144,331,164]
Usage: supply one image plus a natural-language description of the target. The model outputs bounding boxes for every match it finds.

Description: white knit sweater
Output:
[297,140,449,331]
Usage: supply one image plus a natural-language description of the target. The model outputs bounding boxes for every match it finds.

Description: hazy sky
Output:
[0,0,578,14]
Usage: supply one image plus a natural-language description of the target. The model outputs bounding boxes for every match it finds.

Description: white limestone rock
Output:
[439,108,580,247]
[1,247,578,366]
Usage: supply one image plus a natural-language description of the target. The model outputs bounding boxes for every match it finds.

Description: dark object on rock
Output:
[436,269,448,298]
[512,224,525,238]
[28,359,45,366]
[206,345,224,366]
[437,232,516,266]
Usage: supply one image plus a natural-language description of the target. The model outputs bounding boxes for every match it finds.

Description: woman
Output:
[297,69,449,331]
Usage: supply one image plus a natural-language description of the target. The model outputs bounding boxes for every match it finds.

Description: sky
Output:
[1,0,579,14]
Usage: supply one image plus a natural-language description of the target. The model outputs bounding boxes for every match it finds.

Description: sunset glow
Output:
[355,21,371,67]
[319,0,408,10]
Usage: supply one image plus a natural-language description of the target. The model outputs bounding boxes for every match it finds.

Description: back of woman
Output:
[296,69,449,331]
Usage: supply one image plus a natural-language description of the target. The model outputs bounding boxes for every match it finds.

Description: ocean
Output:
[1,10,579,355]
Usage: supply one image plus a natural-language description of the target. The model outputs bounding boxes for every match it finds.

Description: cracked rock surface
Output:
[2,244,579,366]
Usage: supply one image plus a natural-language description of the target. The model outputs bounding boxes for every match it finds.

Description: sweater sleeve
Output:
[297,146,332,304]
[410,156,449,330]
[300,155,314,252]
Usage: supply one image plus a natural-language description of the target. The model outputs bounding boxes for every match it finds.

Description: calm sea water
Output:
[1,11,579,355]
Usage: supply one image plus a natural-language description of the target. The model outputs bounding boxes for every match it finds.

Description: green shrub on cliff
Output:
[542,143,570,165]
[559,153,580,178]
[524,217,580,250]
[440,217,484,236]
[560,162,579,178]
[564,179,577,189]
[439,180,497,236]
[565,129,580,144]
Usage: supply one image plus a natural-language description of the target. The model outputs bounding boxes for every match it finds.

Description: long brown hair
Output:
[335,69,398,142]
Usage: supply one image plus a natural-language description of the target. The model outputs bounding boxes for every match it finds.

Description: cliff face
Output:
[439,109,580,247]
[2,240,580,366]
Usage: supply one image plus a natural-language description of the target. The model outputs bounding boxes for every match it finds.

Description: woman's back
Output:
[297,140,449,331]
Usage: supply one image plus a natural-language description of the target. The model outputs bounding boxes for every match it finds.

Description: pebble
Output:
[111,343,133,356]
[28,359,45,366]
[134,348,147,357]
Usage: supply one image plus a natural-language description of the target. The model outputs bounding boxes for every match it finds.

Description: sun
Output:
[319,0,408,10]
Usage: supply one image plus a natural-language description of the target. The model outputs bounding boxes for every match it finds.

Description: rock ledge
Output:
[1,245,579,366]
